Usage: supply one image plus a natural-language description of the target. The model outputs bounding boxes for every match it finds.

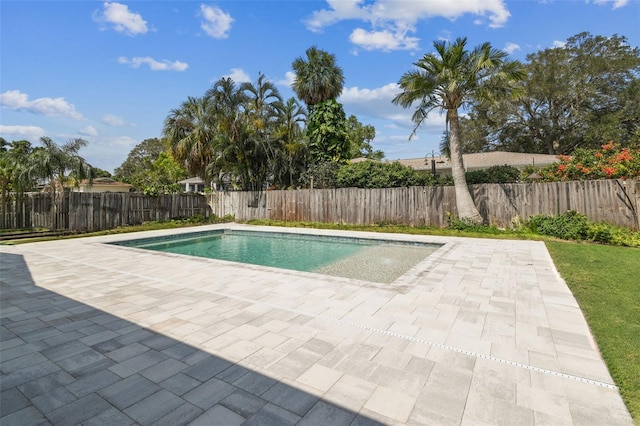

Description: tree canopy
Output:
[114,138,187,194]
[460,32,640,154]
[114,138,168,181]
[291,46,344,108]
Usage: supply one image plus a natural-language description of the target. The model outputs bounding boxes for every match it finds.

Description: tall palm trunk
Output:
[448,109,483,224]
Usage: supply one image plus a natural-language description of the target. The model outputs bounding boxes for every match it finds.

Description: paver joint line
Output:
[20,246,619,392]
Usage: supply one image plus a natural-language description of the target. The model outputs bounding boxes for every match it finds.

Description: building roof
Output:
[395,151,560,172]
[77,178,132,187]
[179,177,206,184]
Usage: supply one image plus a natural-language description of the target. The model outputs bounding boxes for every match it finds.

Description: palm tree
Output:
[393,37,524,224]
[164,96,216,184]
[205,78,256,190]
[291,46,344,108]
[241,73,284,187]
[274,97,307,187]
[0,140,37,228]
[29,137,93,229]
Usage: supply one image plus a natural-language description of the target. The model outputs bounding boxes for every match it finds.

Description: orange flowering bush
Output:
[539,141,640,181]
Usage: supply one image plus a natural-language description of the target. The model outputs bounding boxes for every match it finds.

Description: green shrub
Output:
[526,210,590,240]
[336,160,439,188]
[447,217,502,234]
[300,162,341,189]
[526,210,640,247]
[465,165,521,184]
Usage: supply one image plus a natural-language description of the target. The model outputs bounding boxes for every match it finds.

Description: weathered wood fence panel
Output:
[208,179,639,230]
[4,180,638,232]
[1,192,211,232]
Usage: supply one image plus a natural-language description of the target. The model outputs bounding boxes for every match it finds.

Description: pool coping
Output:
[102,223,456,292]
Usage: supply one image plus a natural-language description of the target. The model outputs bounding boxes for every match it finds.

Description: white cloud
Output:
[118,56,188,71]
[349,28,419,51]
[306,0,511,51]
[94,2,148,36]
[0,125,46,139]
[340,83,447,134]
[222,68,251,83]
[0,90,84,120]
[79,126,98,136]
[552,40,566,48]
[101,114,126,126]
[200,4,234,38]
[593,0,629,9]
[503,42,520,54]
[276,71,296,88]
[109,136,138,147]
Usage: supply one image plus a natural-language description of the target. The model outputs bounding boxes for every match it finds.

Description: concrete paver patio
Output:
[0,223,633,425]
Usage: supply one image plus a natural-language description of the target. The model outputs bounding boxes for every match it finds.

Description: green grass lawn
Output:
[546,241,640,421]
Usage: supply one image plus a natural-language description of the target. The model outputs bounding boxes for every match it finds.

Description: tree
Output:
[114,138,167,181]
[460,33,640,154]
[205,77,267,191]
[345,115,383,160]
[239,73,284,190]
[306,99,350,164]
[91,168,112,178]
[393,37,524,224]
[1,139,34,228]
[292,46,351,168]
[114,138,186,193]
[273,97,307,188]
[291,46,344,108]
[28,137,93,229]
[138,152,188,195]
[164,96,216,182]
[29,137,93,190]
[165,75,310,191]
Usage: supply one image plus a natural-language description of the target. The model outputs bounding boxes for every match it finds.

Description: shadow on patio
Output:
[0,252,383,425]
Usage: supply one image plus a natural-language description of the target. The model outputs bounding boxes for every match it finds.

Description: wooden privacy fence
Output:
[1,192,210,232]
[208,179,640,230]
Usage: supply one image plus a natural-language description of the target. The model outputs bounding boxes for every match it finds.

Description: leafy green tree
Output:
[91,168,112,178]
[460,32,640,154]
[346,115,383,160]
[306,99,350,164]
[393,37,524,224]
[292,46,344,108]
[114,138,167,181]
[115,137,187,194]
[138,152,188,195]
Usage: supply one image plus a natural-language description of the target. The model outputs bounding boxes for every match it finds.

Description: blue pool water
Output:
[111,230,441,283]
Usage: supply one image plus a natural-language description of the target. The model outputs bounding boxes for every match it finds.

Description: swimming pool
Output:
[111,229,442,284]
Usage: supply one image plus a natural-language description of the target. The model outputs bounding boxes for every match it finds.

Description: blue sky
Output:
[1,0,639,173]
